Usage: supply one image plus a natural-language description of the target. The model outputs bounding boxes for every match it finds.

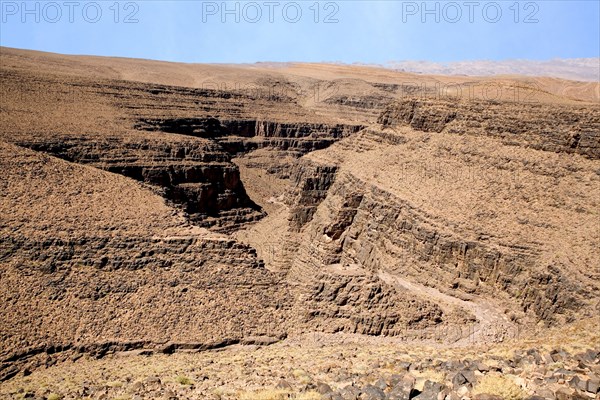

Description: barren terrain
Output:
[0,47,599,400]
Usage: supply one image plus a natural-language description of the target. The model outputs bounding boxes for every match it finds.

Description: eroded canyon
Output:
[1,47,599,399]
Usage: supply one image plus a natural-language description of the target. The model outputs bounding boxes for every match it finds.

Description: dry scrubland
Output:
[1,319,599,399]
[0,47,599,399]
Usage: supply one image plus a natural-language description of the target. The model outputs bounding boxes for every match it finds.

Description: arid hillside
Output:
[1,47,599,399]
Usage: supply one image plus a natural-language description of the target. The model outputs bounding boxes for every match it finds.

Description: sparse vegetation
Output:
[472,373,526,400]
[238,389,291,400]
[291,369,312,385]
[414,369,446,385]
[237,389,322,400]
[294,392,322,400]
[175,375,194,385]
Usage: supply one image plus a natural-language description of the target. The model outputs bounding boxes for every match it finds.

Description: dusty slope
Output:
[0,141,182,239]
[0,143,291,379]
[1,319,598,399]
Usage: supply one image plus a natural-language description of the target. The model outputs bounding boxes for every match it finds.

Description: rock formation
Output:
[0,48,599,398]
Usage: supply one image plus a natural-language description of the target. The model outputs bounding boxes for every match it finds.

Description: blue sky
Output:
[1,1,599,63]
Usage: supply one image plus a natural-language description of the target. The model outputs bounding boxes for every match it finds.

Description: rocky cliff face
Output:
[273,96,599,335]
[285,166,583,324]
[18,137,263,232]
[378,99,600,159]
[286,161,339,230]
[290,271,448,337]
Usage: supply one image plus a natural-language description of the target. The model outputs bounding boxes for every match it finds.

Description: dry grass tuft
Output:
[237,389,292,400]
[237,389,322,400]
[472,373,526,400]
[295,392,322,400]
[175,375,194,385]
